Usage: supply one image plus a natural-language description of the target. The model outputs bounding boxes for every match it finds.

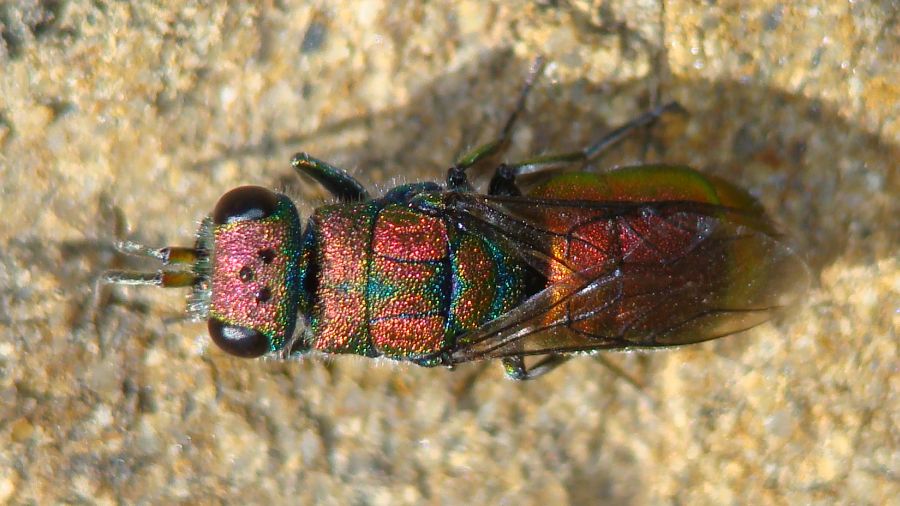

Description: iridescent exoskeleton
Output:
[103,59,808,379]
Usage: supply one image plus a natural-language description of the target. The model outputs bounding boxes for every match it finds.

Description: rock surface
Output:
[0,1,896,504]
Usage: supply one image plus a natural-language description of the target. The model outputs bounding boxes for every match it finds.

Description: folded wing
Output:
[438,192,808,363]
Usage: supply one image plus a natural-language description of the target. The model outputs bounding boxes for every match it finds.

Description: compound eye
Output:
[213,186,280,225]
[207,317,271,358]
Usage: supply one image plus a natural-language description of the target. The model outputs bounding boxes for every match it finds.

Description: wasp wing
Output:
[437,192,808,363]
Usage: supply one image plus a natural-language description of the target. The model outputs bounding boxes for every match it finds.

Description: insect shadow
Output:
[189,51,888,279]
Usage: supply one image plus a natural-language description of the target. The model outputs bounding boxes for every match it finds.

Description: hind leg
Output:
[488,101,685,194]
[501,354,572,380]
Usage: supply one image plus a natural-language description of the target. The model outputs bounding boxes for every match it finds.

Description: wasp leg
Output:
[491,101,685,191]
[291,152,370,202]
[447,56,546,191]
[501,354,571,380]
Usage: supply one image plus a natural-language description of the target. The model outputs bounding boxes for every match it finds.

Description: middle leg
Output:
[446,56,546,191]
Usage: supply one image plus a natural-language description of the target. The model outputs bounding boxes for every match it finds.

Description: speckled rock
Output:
[0,1,896,504]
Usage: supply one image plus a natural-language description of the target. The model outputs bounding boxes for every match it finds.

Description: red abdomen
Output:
[528,165,764,337]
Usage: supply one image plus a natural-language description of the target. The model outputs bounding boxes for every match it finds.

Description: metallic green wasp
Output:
[103,59,808,379]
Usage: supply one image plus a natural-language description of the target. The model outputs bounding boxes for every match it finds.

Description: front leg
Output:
[291,152,371,202]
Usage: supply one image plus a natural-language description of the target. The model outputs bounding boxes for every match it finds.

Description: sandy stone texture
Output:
[0,1,896,504]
